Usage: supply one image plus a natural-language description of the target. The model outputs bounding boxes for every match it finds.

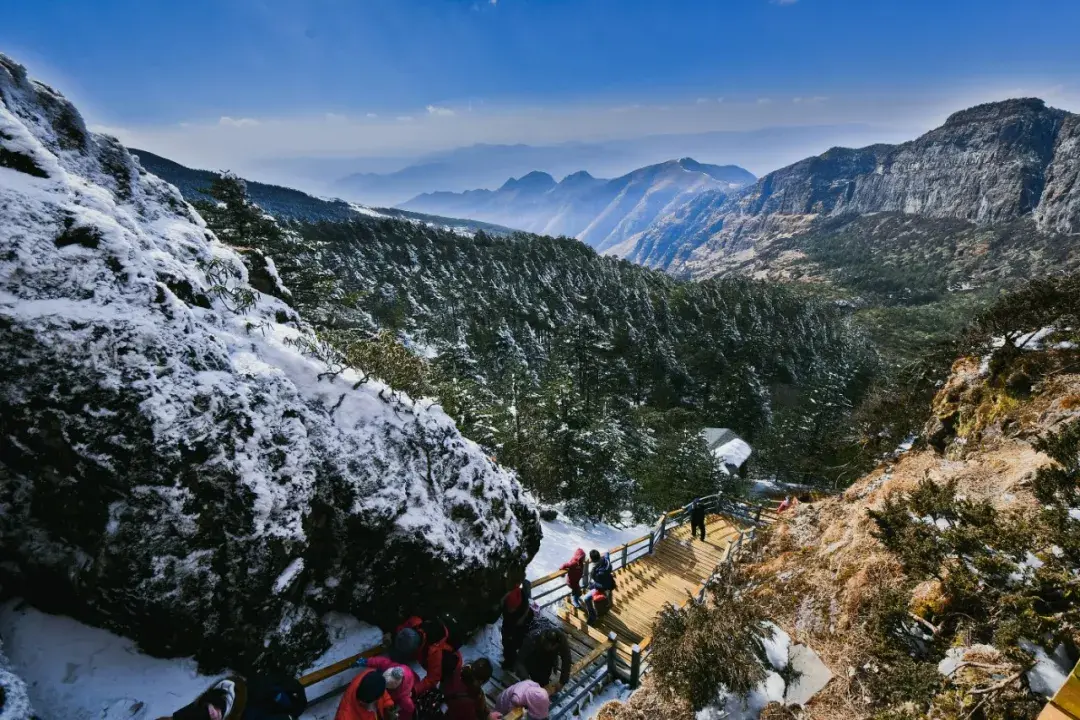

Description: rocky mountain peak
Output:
[940,97,1056,128]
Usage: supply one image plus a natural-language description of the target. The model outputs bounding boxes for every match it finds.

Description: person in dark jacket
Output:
[583,550,616,624]
[514,622,571,688]
[690,500,706,542]
[500,576,534,669]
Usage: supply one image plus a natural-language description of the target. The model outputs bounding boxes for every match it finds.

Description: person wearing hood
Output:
[360,657,416,720]
[559,549,587,608]
[334,668,395,720]
[494,680,550,720]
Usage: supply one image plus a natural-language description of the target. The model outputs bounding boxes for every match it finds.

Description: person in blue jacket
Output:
[583,550,616,624]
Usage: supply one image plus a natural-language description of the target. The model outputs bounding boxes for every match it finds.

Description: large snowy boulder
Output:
[0,637,31,720]
[0,54,539,673]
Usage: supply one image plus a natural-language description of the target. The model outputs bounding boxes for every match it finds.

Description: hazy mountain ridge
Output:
[623,98,1080,278]
[130,147,519,236]
[401,157,755,251]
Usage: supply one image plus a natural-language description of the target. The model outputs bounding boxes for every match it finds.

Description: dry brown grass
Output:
[599,368,1080,720]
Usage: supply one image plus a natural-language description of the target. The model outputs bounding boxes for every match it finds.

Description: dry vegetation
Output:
[600,348,1080,720]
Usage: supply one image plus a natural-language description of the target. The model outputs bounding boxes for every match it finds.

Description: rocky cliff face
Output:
[0,54,540,674]
[623,98,1080,277]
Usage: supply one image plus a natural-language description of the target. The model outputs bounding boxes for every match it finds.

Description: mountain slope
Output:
[625,99,1080,279]
[401,158,755,251]
[0,53,538,673]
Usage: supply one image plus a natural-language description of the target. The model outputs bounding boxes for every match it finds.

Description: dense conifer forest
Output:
[197,176,879,519]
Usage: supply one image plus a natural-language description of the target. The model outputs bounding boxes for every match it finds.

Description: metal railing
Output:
[529,494,775,612]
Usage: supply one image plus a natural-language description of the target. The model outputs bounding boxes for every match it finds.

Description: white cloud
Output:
[366,112,378,118]
[793,96,828,104]
[426,105,456,117]
[757,98,773,105]
[219,116,261,128]
[396,115,415,122]
[696,97,709,104]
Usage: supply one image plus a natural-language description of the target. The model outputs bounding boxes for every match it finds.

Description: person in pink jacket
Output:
[494,680,550,720]
[360,656,417,720]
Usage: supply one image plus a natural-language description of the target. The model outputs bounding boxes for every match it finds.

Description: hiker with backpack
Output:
[583,550,616,624]
[514,621,571,688]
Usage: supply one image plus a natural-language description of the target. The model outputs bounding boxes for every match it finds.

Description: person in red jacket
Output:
[334,668,395,720]
[560,548,587,608]
[442,658,493,720]
[414,634,462,698]
[362,657,417,720]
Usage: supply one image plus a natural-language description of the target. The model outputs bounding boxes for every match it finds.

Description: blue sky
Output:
[4,0,1080,175]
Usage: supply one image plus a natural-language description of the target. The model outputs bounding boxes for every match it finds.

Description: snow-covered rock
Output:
[0,635,32,720]
[0,53,539,674]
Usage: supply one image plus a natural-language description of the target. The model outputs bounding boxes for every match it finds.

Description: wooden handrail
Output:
[299,643,386,687]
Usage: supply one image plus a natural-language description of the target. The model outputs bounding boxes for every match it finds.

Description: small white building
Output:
[702,427,752,476]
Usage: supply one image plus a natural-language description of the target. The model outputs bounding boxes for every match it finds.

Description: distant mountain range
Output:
[401,158,755,254]
[307,124,893,206]
[130,148,519,236]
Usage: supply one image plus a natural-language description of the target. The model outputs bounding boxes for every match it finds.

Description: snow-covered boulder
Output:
[0,637,32,720]
[0,54,540,673]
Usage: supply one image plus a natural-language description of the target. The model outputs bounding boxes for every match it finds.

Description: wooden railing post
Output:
[621,544,628,569]
[606,632,618,679]
[659,515,667,540]
[629,644,642,688]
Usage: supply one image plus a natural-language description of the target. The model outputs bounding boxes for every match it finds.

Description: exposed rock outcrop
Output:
[622,98,1080,277]
[0,54,540,674]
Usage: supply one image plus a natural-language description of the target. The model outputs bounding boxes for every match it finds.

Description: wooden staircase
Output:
[297,496,778,719]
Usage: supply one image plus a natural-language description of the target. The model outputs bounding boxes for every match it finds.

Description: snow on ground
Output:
[0,513,647,719]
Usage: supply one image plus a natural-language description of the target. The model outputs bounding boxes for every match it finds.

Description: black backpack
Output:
[243,674,307,720]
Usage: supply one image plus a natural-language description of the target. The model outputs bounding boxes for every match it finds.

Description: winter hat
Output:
[355,671,387,704]
[383,666,405,690]
[389,628,421,663]
[523,685,550,719]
